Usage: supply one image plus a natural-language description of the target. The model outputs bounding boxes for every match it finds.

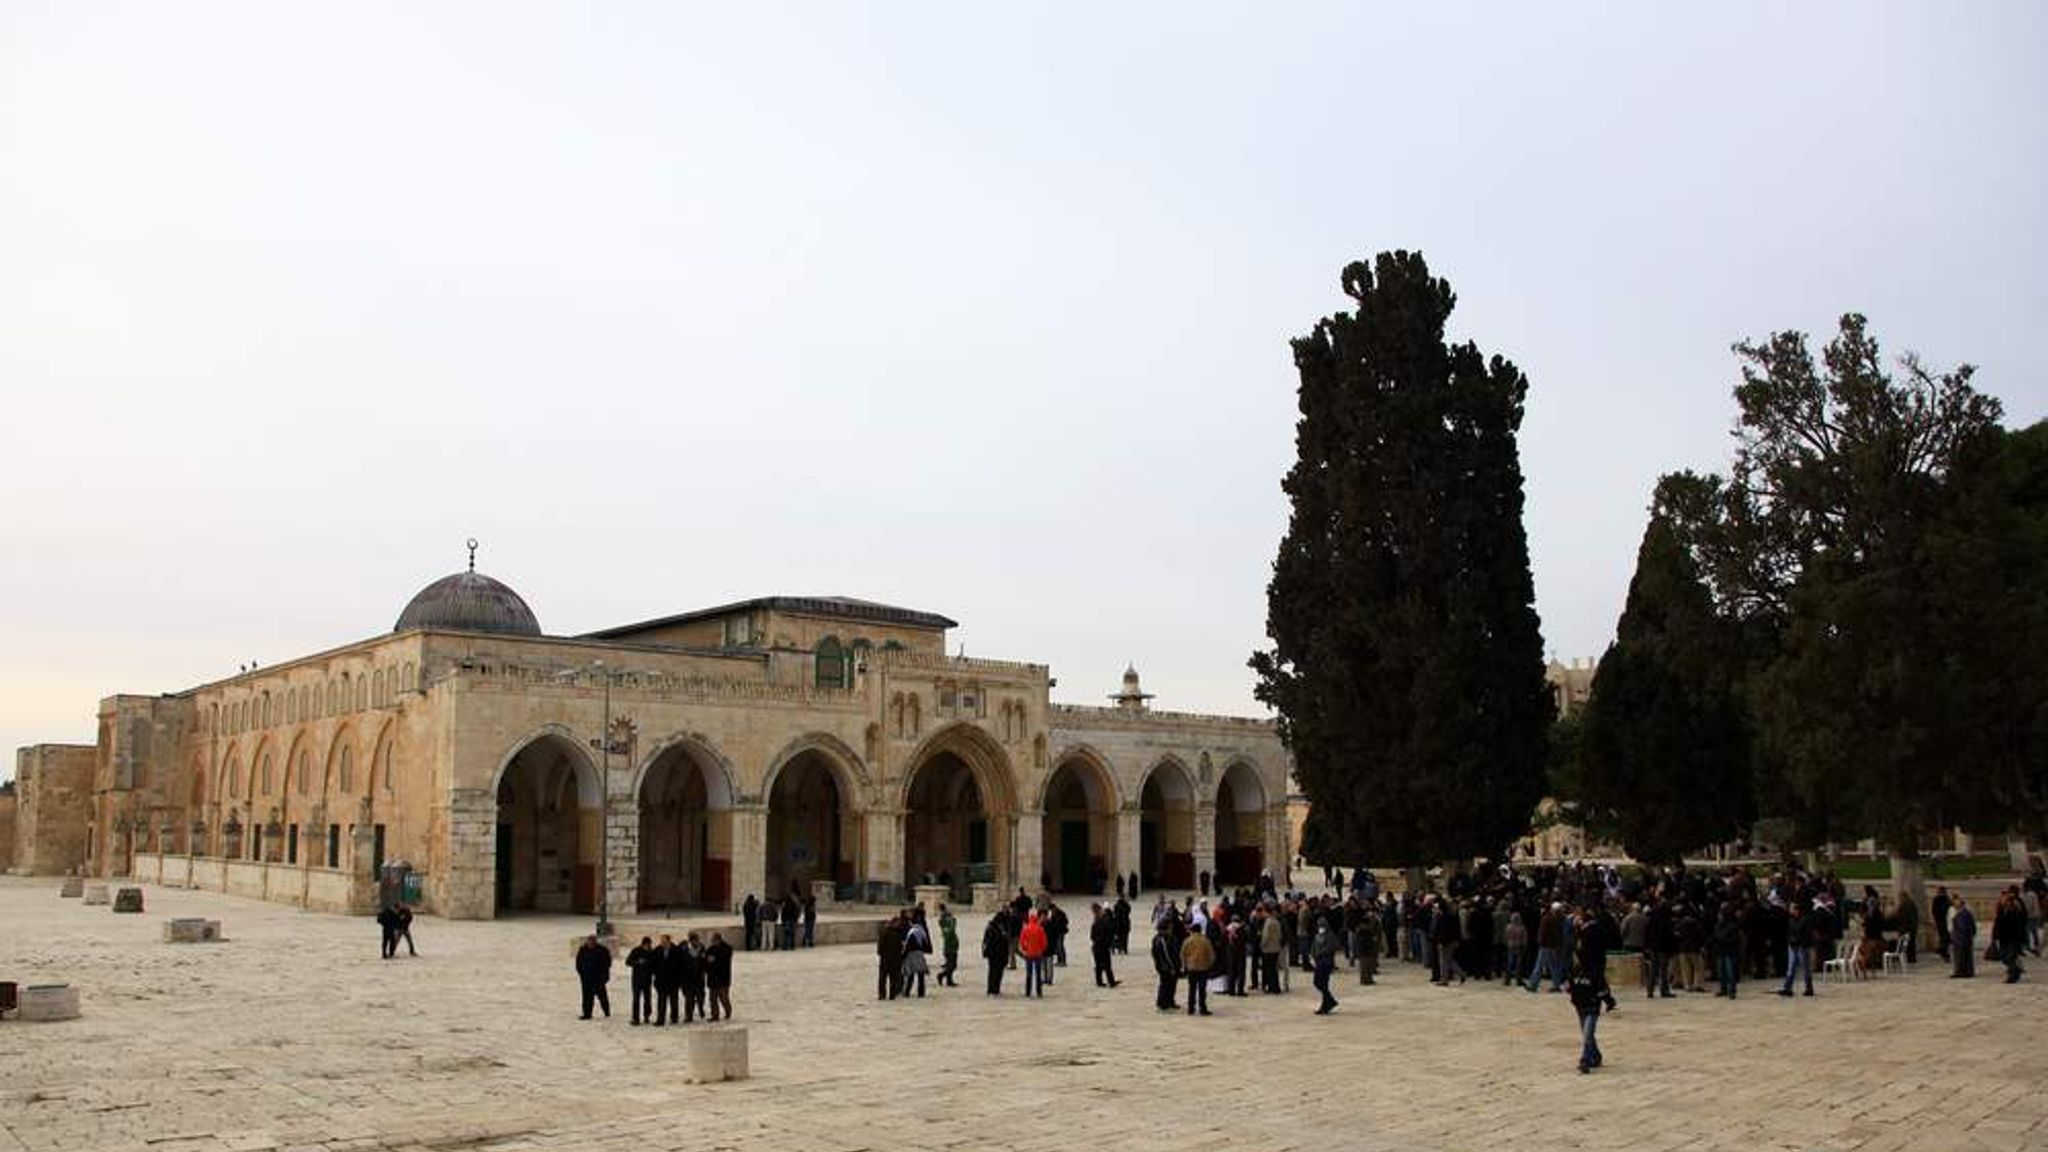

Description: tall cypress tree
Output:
[1573,476,1755,864]
[1252,252,1552,867]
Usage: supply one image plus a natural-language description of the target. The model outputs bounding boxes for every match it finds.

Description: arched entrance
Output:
[494,733,600,915]
[1140,759,1196,889]
[766,748,854,900]
[1039,753,1118,893]
[1214,760,1268,886]
[637,740,734,913]
[901,725,1014,894]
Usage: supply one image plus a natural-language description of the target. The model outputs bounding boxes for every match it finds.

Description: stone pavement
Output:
[1,877,2043,1152]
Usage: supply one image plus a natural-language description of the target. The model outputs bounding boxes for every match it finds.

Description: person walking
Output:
[1526,903,1567,993]
[377,903,401,960]
[982,910,1010,995]
[1310,919,1340,1015]
[902,912,932,998]
[705,932,733,1021]
[1931,885,1952,960]
[802,894,818,948]
[1019,910,1050,998]
[394,904,418,957]
[1180,920,1215,1015]
[937,904,960,987]
[574,935,612,1020]
[1950,896,1977,978]
[742,893,760,952]
[1151,918,1181,1011]
[1992,888,2028,983]
[624,935,657,1026]
[1090,903,1121,987]
[1778,900,1816,997]
[1568,926,1605,1073]
[1260,906,1285,993]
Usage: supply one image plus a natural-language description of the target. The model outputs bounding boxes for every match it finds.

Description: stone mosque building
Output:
[7,551,1294,919]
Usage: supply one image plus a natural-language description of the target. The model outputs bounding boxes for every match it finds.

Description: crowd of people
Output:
[555,858,2045,1074]
[574,930,736,1025]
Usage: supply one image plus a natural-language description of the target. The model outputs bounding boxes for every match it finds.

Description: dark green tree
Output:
[1252,251,1553,867]
[1572,477,1756,864]
[1713,316,2017,854]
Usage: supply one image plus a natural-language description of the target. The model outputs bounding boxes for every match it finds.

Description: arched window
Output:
[380,742,394,794]
[815,636,848,690]
[261,694,272,727]
[227,758,242,798]
[372,670,385,706]
[259,754,274,796]
[295,749,310,795]
[339,745,354,793]
[402,662,416,693]
[356,679,367,711]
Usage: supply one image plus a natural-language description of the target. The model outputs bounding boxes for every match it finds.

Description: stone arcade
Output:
[11,555,1294,919]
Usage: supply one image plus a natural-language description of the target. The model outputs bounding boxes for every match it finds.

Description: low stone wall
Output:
[133,853,377,915]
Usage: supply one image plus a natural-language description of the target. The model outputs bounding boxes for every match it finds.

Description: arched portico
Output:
[765,735,865,899]
[1140,758,1196,889]
[635,737,735,912]
[900,723,1016,893]
[1214,758,1269,886]
[1038,748,1119,893]
[492,730,602,915]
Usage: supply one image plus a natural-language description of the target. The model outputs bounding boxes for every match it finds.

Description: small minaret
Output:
[1109,664,1154,713]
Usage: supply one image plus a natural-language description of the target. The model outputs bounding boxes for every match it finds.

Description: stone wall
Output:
[0,791,16,872]
[13,745,95,875]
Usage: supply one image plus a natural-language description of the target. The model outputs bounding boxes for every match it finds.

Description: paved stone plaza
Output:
[1,877,2043,1152]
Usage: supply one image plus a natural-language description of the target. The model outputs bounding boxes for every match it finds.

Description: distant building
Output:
[8,551,1291,916]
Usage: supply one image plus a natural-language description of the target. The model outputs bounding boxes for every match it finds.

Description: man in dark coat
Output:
[377,904,401,960]
[1950,896,1977,978]
[1932,886,1953,960]
[1113,895,1132,955]
[780,894,800,951]
[678,933,707,1020]
[574,935,611,1020]
[742,893,760,951]
[624,935,657,1026]
[705,931,734,1020]
[653,933,683,1025]
[1089,903,1120,988]
[982,910,1010,995]
[1151,917,1180,1010]
[877,914,905,1000]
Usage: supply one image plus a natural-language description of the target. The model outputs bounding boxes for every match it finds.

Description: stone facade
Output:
[11,745,94,875]
[10,575,1292,919]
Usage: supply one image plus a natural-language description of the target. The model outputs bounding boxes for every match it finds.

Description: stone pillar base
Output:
[913,884,949,922]
[810,879,838,909]
[163,918,224,943]
[19,985,81,1022]
[82,885,110,906]
[683,1026,750,1083]
[113,888,145,913]
[59,878,84,898]
[970,882,1000,913]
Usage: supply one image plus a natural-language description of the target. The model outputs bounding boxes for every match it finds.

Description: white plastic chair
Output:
[1820,941,1852,983]
[1882,933,1909,976]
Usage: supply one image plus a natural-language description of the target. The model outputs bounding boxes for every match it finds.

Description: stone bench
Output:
[164,918,223,943]
[82,884,110,906]
[59,877,84,898]
[113,887,145,913]
[18,985,81,1022]
[682,1025,749,1083]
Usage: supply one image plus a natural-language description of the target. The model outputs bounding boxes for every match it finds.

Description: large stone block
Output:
[163,918,223,943]
[19,984,81,1022]
[682,1025,749,1083]
[59,877,83,898]
[113,887,145,913]
[82,884,110,906]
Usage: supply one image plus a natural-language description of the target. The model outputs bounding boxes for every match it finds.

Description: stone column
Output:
[1114,805,1142,891]
[603,803,639,918]
[440,787,497,920]
[1192,801,1217,890]
[1013,809,1044,893]
[726,804,768,914]
[862,808,906,900]
[1265,805,1293,882]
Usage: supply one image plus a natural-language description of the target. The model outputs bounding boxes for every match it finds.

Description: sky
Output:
[3,4,2045,776]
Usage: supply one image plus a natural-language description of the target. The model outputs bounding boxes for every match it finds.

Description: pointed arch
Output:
[1035,742,1123,812]
[763,731,872,804]
[629,731,738,810]
[897,721,1018,813]
[325,724,359,797]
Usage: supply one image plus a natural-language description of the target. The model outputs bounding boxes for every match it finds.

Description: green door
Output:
[1059,821,1089,891]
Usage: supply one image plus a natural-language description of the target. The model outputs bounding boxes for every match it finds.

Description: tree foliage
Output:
[1252,251,1552,867]
[1657,315,2039,850]
[1572,476,1755,864]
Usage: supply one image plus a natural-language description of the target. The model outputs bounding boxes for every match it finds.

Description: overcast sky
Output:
[3,4,2044,776]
